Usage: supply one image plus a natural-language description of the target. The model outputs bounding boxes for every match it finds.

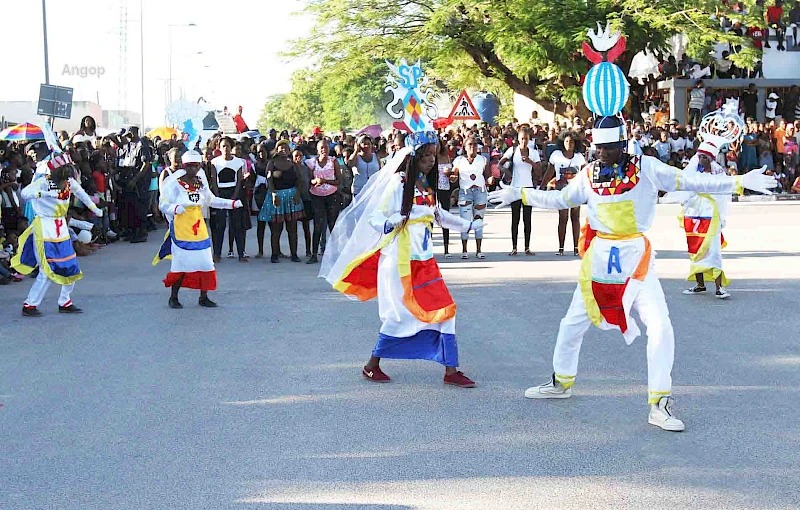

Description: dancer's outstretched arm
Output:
[644,156,776,195]
[489,168,589,210]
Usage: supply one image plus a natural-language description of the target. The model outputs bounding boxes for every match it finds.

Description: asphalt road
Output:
[2,203,799,510]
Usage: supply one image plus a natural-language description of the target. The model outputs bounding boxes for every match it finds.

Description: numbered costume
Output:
[665,103,747,299]
[153,150,240,296]
[13,152,103,316]
[320,60,478,387]
[489,23,776,431]
[672,144,731,295]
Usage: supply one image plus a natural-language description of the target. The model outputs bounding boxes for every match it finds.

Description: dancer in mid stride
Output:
[13,150,103,316]
[320,60,480,388]
[154,150,243,309]
[489,22,777,431]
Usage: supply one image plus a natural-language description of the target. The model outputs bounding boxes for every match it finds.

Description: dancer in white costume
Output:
[664,102,753,300]
[153,150,243,308]
[489,22,777,431]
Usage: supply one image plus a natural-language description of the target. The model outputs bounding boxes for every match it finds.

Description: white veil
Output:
[318,146,412,289]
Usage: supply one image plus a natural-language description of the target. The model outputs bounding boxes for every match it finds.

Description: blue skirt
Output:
[373,330,459,367]
[258,187,304,223]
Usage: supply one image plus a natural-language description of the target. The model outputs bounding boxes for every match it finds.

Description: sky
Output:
[0,0,312,129]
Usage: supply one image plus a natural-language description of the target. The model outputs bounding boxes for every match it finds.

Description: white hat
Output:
[696,141,720,158]
[77,230,92,244]
[181,150,202,164]
[769,92,779,99]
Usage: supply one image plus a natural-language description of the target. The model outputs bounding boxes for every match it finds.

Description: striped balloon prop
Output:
[583,63,629,117]
[581,22,629,117]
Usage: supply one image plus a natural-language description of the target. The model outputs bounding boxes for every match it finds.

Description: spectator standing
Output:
[232,105,249,133]
[740,123,760,172]
[451,137,490,259]
[258,140,304,263]
[654,130,672,162]
[293,148,313,258]
[305,140,341,264]
[348,135,381,197]
[688,81,706,127]
[210,137,247,263]
[339,146,355,209]
[766,92,782,123]
[498,128,540,256]
[741,84,759,121]
[116,127,151,243]
[437,141,455,258]
[542,132,586,256]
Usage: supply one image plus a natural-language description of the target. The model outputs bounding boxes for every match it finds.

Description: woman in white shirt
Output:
[498,128,541,255]
[451,137,491,259]
[541,132,586,256]
[210,137,247,262]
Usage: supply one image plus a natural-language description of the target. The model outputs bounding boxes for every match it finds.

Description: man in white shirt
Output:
[654,130,672,162]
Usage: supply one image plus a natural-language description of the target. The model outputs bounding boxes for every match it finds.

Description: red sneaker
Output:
[444,371,476,388]
[362,366,391,383]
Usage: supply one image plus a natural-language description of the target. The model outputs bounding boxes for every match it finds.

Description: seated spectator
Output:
[765,0,787,50]
[716,51,736,78]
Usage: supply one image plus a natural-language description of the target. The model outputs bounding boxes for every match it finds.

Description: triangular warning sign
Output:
[447,90,481,121]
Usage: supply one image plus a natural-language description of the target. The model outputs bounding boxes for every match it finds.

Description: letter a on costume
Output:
[607,246,622,274]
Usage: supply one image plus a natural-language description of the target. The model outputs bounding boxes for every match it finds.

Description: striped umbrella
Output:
[0,122,45,141]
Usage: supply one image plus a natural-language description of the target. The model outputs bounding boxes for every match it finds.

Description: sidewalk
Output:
[733,193,800,202]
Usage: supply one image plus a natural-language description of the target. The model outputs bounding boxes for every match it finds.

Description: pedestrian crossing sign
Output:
[447,90,481,121]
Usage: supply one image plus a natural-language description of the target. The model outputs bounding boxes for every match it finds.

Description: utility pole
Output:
[42,0,50,84]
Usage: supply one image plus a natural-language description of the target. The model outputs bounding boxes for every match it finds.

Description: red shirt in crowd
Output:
[92,170,107,193]
[767,6,783,24]
[748,26,765,49]
[233,114,249,134]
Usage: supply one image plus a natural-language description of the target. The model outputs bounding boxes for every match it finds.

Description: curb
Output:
[733,194,800,202]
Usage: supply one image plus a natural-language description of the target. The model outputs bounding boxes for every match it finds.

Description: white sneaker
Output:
[524,373,572,399]
[648,396,685,431]
[716,287,731,299]
[227,251,235,258]
[461,253,469,259]
[682,285,707,295]
[106,229,118,239]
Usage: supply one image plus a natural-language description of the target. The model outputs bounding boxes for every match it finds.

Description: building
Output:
[0,101,140,132]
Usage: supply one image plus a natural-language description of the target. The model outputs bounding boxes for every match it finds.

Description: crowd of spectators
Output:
[2,106,799,284]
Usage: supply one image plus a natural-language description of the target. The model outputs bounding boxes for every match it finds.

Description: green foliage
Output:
[261,0,759,129]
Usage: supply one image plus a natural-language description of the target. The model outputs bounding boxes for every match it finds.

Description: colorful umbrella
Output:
[147,126,179,140]
[0,122,44,141]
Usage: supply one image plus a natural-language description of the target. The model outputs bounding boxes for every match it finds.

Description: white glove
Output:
[384,213,407,233]
[233,200,244,209]
[174,205,186,215]
[470,218,484,232]
[90,206,104,217]
[488,182,522,209]
[740,166,777,195]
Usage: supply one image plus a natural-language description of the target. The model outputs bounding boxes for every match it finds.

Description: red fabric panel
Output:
[409,259,454,312]
[343,252,380,290]
[683,217,711,234]
[164,271,217,291]
[591,280,629,332]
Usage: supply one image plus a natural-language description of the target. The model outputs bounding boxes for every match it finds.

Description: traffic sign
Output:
[37,84,74,119]
[447,90,481,121]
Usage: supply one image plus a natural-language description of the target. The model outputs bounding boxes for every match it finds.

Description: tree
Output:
[293,0,758,116]
[257,60,389,133]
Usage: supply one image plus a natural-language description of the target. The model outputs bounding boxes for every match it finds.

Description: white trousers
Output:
[24,270,74,308]
[553,273,675,403]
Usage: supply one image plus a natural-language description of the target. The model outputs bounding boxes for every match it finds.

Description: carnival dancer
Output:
[12,152,104,316]
[666,141,736,299]
[154,150,243,309]
[320,60,480,388]
[488,22,777,431]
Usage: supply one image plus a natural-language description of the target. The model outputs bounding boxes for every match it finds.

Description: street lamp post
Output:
[168,23,197,106]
